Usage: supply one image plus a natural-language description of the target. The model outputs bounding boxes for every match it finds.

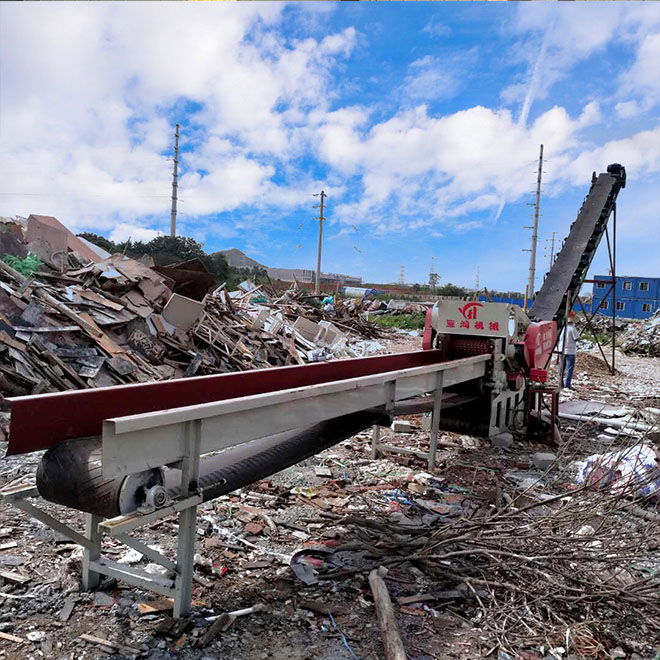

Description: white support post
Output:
[428,372,444,471]
[370,425,381,460]
[82,513,102,591]
[173,419,202,618]
[372,381,395,460]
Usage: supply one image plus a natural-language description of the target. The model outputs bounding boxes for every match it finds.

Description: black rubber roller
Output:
[36,436,164,518]
[37,410,389,517]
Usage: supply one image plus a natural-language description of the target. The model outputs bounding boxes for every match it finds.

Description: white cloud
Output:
[422,17,451,38]
[109,224,163,244]
[619,32,660,110]
[615,101,642,119]
[317,97,660,239]
[565,124,660,183]
[503,4,660,117]
[401,54,473,103]
[0,3,356,235]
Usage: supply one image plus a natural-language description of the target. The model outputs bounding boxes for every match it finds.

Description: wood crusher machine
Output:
[0,164,626,616]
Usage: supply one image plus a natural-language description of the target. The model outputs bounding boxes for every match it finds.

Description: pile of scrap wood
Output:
[268,286,383,339]
[0,217,385,400]
[619,310,660,356]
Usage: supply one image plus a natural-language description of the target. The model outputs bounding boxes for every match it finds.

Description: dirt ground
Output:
[0,336,658,660]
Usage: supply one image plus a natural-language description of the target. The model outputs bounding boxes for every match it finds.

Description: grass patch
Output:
[372,312,426,330]
[581,332,611,345]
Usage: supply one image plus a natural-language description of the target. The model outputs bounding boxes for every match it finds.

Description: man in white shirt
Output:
[561,312,580,389]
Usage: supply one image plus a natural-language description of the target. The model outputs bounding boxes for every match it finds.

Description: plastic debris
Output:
[573,444,659,499]
[289,547,339,585]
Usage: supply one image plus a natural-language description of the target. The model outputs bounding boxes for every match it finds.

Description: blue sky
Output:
[1,2,659,292]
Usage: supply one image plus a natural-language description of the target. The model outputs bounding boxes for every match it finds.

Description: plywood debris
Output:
[0,219,384,400]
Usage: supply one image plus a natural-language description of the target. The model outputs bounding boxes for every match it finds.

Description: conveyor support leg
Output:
[370,425,381,460]
[173,419,202,618]
[82,514,102,591]
[428,372,444,470]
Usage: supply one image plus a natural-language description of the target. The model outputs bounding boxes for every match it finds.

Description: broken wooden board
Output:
[73,287,124,311]
[138,598,174,615]
[79,313,126,357]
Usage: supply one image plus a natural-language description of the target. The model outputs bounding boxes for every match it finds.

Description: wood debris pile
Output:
[0,224,383,400]
[619,310,660,356]
[309,433,660,657]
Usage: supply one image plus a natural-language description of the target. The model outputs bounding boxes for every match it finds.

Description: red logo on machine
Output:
[458,302,483,320]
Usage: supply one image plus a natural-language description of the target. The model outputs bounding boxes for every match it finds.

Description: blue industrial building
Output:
[592,275,660,319]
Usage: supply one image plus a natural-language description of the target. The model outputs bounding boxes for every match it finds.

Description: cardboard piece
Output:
[161,293,205,331]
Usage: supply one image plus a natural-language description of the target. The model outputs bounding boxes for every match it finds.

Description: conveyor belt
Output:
[529,163,625,333]
[7,349,445,455]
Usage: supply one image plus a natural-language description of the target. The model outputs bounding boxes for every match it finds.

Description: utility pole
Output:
[313,190,326,295]
[545,231,558,268]
[526,144,544,298]
[170,123,180,238]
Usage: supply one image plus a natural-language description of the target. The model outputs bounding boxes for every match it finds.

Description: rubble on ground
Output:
[619,310,660,356]
[1,386,659,658]
[0,216,658,659]
[575,312,629,335]
[0,217,384,401]
[0,341,658,659]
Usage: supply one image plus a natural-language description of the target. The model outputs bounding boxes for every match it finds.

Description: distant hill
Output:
[215,248,267,271]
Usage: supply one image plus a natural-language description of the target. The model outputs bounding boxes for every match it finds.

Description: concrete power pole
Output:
[526,144,544,298]
[545,231,558,268]
[170,123,180,238]
[313,190,326,295]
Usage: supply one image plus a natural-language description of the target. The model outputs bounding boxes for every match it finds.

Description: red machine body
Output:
[522,321,557,371]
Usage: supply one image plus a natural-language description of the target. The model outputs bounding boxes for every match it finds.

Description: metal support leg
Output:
[173,419,201,619]
[82,513,102,591]
[371,425,381,460]
[428,372,444,471]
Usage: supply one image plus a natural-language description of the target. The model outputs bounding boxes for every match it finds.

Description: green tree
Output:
[137,236,206,265]
[201,252,231,281]
[438,283,467,297]
[79,231,238,284]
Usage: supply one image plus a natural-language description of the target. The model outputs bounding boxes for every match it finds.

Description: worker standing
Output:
[561,312,580,389]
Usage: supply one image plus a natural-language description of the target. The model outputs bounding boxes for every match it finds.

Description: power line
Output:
[0,192,169,198]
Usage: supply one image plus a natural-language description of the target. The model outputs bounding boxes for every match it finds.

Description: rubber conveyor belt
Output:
[529,164,625,332]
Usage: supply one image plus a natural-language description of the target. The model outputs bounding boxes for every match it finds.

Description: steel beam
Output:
[101,355,489,479]
[89,558,175,598]
[174,420,201,618]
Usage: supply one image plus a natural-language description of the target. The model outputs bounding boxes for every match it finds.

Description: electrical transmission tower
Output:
[398,265,405,285]
[428,257,439,293]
